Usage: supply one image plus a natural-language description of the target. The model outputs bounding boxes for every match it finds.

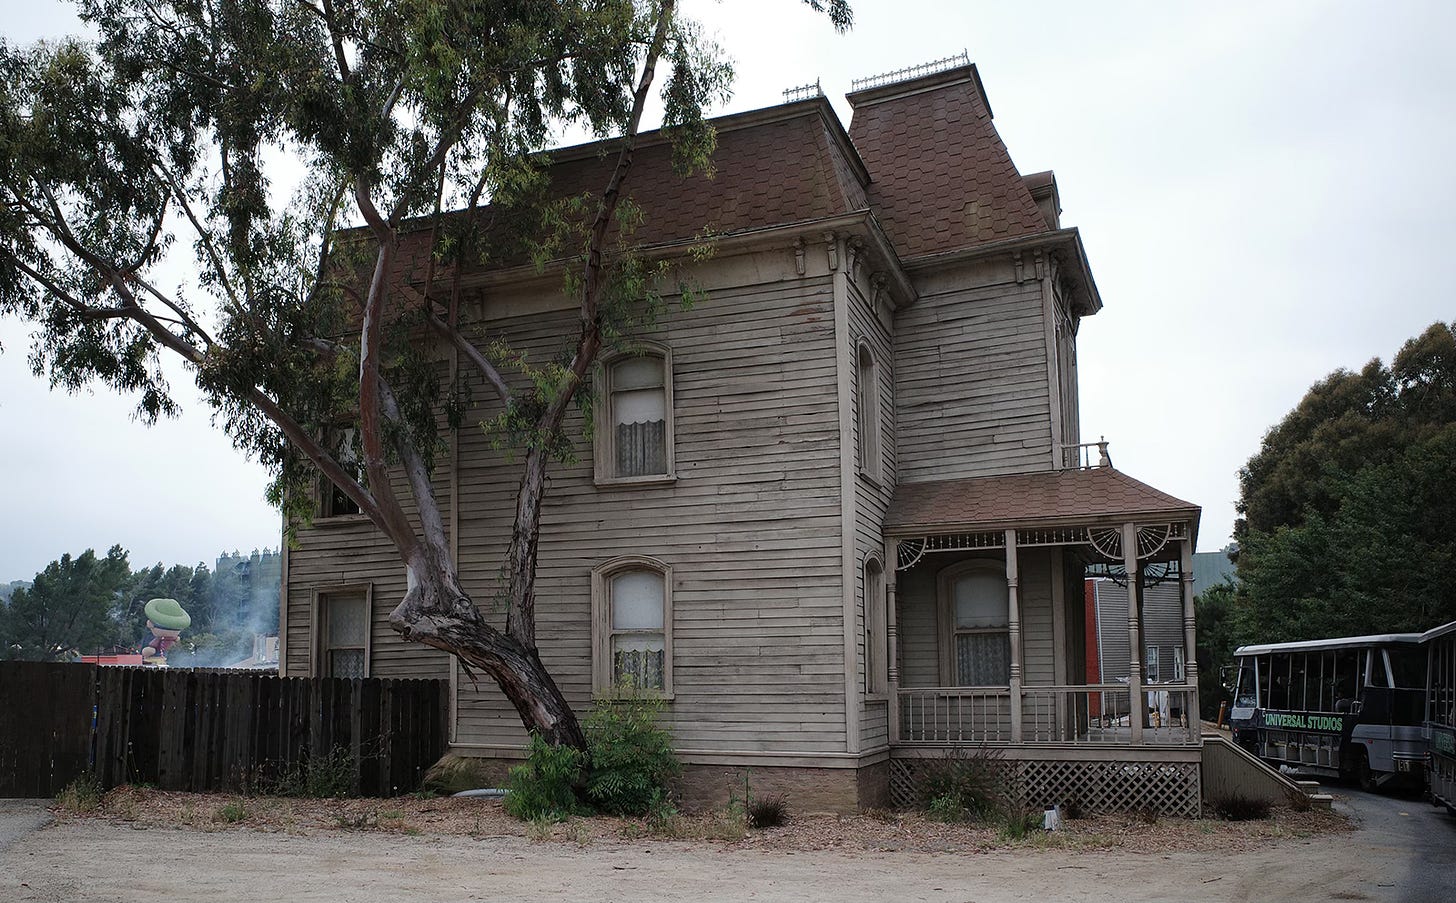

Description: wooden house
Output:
[278,58,1205,814]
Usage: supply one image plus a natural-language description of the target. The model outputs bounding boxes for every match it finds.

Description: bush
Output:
[747,794,788,829]
[272,747,356,798]
[916,746,1005,820]
[55,774,104,813]
[997,807,1042,840]
[926,792,974,823]
[215,801,249,823]
[503,733,586,822]
[583,692,680,816]
[1210,794,1272,821]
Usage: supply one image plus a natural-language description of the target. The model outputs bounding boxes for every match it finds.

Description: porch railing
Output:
[897,686,1200,746]
[898,688,1012,744]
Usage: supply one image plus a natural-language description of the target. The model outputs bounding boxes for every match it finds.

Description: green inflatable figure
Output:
[141,598,191,666]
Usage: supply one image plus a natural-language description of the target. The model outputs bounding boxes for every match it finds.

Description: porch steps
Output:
[1295,780,1335,810]
[1201,733,1326,810]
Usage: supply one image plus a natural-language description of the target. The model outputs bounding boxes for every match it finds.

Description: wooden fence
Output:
[0,661,447,798]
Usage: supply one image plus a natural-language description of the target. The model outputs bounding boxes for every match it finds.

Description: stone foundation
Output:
[677,762,887,814]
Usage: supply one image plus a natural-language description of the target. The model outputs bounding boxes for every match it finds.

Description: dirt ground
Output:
[2,788,1417,903]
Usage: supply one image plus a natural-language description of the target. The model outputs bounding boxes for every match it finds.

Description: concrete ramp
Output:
[1201,733,1331,809]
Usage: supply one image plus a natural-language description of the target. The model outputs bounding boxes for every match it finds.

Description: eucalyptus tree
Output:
[0,0,851,748]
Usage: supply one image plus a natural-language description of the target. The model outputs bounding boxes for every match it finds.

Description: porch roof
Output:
[883,467,1200,535]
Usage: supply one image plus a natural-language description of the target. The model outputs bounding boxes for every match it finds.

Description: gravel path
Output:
[1,790,1443,902]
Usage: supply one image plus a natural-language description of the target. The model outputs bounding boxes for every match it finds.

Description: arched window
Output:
[864,555,887,695]
[938,561,1010,687]
[592,557,673,695]
[856,341,882,481]
[596,346,674,483]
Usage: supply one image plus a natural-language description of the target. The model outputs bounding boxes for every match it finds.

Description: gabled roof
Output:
[847,64,1050,259]
[883,467,1200,535]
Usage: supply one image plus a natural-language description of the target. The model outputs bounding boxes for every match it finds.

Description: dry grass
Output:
[55,785,1354,855]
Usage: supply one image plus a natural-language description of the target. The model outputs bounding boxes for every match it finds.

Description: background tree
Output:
[1,0,851,748]
[1202,321,1456,700]
[0,545,131,660]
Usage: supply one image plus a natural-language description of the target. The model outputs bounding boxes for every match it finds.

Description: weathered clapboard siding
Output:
[451,261,850,755]
[1019,550,1054,686]
[894,262,1052,483]
[1090,579,1185,682]
[284,427,454,680]
[848,276,895,750]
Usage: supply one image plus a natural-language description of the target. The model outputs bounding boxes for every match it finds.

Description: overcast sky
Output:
[2,1,1453,579]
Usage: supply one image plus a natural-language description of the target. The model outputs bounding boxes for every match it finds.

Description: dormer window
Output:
[596,346,675,485]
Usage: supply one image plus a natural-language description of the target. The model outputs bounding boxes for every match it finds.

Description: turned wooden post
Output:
[1122,521,1144,744]
[887,538,901,745]
[1006,529,1023,743]
[1179,536,1200,742]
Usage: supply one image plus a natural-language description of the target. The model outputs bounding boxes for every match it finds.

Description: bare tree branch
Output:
[425,309,513,404]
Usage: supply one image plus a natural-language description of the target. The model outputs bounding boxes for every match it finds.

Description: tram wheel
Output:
[1355,750,1378,793]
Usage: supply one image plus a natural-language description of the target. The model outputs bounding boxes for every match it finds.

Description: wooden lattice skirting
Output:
[889,756,1202,818]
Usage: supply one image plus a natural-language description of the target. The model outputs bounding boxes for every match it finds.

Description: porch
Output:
[879,461,1204,814]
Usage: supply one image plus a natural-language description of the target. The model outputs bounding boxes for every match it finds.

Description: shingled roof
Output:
[884,468,1201,535]
[847,64,1050,259]
[380,99,872,291]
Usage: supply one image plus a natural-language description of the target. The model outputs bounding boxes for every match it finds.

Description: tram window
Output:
[1234,665,1257,707]
[1320,651,1337,710]
[1388,648,1424,689]
[1290,654,1308,710]
[1270,653,1289,709]
[1333,649,1358,711]
[1258,656,1270,708]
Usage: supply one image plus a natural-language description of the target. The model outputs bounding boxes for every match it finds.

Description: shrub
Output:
[583,692,680,816]
[747,794,788,829]
[55,774,104,813]
[1210,794,1272,821]
[997,807,1042,840]
[215,801,249,823]
[926,793,974,823]
[272,747,356,798]
[915,746,1005,820]
[504,733,586,822]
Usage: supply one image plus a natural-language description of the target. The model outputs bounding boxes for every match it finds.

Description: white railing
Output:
[1022,686,1199,745]
[897,686,1200,746]
[898,688,1011,744]
[1061,438,1112,470]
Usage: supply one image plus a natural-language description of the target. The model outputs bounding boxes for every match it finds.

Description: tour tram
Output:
[1424,620,1456,813]
[1230,632,1427,789]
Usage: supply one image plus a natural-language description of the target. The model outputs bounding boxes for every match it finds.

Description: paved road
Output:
[1335,785,1456,903]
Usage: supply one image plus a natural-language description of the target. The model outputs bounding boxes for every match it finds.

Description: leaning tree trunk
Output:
[388,547,586,750]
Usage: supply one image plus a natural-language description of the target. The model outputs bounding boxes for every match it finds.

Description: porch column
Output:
[1006,529,1023,742]
[887,538,901,745]
[1121,521,1144,743]
[1179,536,1200,742]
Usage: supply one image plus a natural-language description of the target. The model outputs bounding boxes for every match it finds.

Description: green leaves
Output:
[1232,321,1456,647]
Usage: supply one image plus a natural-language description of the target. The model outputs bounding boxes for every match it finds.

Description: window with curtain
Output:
[592,559,672,695]
[608,354,668,478]
[948,567,1010,686]
[321,590,368,678]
